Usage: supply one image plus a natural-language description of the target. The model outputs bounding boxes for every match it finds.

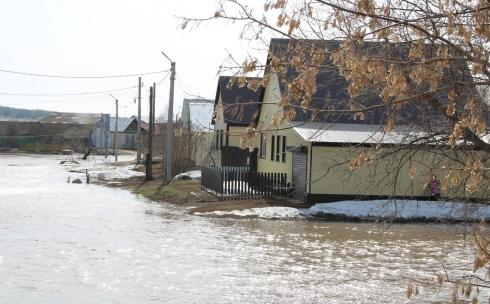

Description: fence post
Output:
[219,167,224,200]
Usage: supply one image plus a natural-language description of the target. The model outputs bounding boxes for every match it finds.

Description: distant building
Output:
[40,112,109,151]
[109,116,142,150]
[181,98,214,131]
[0,119,43,151]
[180,98,215,166]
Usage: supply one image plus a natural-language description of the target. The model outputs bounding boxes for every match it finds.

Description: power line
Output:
[0,72,170,107]
[0,85,139,97]
[156,71,171,86]
[0,68,169,79]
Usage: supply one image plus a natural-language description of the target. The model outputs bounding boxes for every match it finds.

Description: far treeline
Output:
[0,106,52,120]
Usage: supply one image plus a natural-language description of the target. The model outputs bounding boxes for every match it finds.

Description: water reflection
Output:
[0,154,482,303]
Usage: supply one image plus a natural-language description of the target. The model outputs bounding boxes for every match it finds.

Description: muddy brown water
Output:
[0,154,484,303]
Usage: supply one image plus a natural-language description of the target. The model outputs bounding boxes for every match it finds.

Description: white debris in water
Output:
[304,200,490,220]
[195,207,301,219]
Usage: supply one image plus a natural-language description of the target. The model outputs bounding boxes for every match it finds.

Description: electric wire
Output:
[0,68,169,79]
[0,85,139,97]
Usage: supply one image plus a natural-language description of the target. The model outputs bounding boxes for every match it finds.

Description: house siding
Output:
[309,146,486,200]
[256,73,307,184]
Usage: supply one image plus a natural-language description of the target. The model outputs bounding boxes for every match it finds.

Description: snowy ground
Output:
[173,170,201,180]
[195,200,490,222]
[304,200,490,221]
[61,154,144,182]
[194,207,302,219]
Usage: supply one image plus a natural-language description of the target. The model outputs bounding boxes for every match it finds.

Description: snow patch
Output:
[173,170,201,180]
[304,200,490,221]
[195,207,301,219]
[63,158,144,181]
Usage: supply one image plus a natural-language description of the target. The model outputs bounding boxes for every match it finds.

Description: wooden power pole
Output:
[161,51,176,182]
[110,94,119,162]
[136,77,142,164]
[145,86,154,180]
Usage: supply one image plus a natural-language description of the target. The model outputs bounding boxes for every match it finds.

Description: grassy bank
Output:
[104,173,310,214]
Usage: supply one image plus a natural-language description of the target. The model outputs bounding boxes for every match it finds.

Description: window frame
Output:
[215,130,219,150]
[282,136,287,163]
[260,133,267,159]
[220,129,224,148]
[276,135,280,162]
[271,135,275,161]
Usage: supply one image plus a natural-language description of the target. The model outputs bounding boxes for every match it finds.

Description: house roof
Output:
[181,98,214,130]
[40,112,104,125]
[266,39,487,128]
[109,116,137,132]
[292,122,421,144]
[293,122,490,146]
[214,76,263,126]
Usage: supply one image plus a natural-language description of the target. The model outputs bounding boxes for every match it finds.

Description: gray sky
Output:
[0,0,266,119]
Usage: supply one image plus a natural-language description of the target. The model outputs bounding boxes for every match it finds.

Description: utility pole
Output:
[137,77,142,164]
[145,86,154,180]
[161,51,176,182]
[110,94,119,162]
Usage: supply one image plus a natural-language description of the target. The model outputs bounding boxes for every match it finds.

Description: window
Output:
[260,133,266,159]
[282,136,287,163]
[220,130,224,148]
[276,135,280,161]
[271,135,275,161]
[215,131,219,150]
[268,135,287,163]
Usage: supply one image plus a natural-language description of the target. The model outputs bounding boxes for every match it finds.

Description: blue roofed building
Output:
[109,116,142,150]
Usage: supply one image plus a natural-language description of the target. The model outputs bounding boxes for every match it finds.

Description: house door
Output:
[292,150,308,201]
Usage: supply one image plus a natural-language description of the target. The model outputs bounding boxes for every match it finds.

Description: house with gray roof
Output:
[109,116,143,150]
[253,38,487,203]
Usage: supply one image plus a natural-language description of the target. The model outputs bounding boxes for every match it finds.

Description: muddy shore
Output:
[101,174,311,215]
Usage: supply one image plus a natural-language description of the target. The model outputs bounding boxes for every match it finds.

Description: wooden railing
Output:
[201,166,289,200]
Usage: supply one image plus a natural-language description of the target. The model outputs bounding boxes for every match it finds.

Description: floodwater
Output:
[0,154,482,303]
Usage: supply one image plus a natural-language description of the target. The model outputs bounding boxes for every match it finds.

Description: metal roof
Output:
[109,116,137,132]
[40,112,104,125]
[292,122,424,144]
[181,99,214,131]
[189,102,214,130]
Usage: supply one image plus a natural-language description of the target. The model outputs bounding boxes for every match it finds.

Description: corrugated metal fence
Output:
[201,166,289,200]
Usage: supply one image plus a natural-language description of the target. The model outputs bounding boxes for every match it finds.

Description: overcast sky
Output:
[0,0,268,119]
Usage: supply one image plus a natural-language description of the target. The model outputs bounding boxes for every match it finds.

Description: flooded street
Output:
[0,154,481,303]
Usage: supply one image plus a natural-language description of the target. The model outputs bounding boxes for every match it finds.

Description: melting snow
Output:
[62,156,144,181]
[195,207,301,219]
[173,170,201,180]
[304,200,490,221]
[197,200,490,222]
